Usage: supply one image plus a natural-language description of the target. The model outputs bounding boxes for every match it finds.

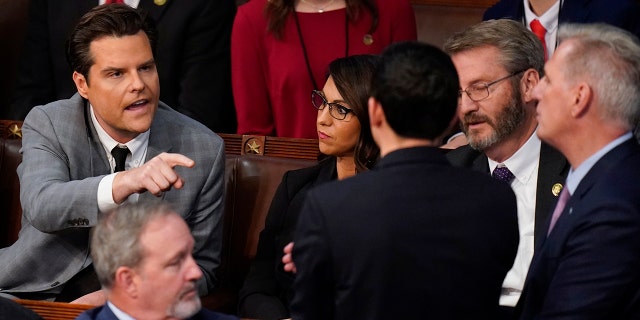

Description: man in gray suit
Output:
[0,4,225,303]
[443,19,569,318]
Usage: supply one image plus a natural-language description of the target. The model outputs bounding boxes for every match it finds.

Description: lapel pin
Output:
[552,183,563,196]
[154,0,167,6]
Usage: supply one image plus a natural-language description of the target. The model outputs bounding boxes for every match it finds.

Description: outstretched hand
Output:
[112,152,195,203]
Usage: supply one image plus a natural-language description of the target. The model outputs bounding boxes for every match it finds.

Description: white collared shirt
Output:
[488,131,541,307]
[523,0,561,58]
[99,0,141,7]
[90,105,150,212]
[107,301,136,320]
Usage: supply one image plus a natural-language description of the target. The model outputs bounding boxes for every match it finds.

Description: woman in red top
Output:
[232,0,417,138]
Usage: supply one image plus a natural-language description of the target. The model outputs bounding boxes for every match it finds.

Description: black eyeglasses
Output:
[311,90,354,120]
[459,70,526,102]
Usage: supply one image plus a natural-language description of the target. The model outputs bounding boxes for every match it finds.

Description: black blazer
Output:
[238,158,336,319]
[5,0,236,133]
[447,142,569,243]
[517,139,640,319]
[291,147,520,320]
[483,0,640,39]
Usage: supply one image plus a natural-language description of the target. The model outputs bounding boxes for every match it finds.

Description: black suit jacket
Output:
[483,0,640,39]
[291,147,520,320]
[447,142,569,242]
[5,0,236,133]
[516,139,640,319]
[238,158,336,319]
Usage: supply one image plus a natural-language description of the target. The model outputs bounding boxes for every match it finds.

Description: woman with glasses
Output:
[238,55,380,319]
[232,0,416,139]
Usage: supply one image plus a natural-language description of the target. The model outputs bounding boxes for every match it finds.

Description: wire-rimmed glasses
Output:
[311,90,354,120]
[459,70,526,102]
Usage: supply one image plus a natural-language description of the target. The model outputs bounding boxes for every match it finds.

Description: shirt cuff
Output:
[98,173,119,213]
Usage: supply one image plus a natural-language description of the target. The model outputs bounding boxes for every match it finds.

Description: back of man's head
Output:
[370,41,459,139]
[66,4,157,80]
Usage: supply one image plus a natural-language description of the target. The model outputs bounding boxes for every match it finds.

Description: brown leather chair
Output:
[0,120,23,248]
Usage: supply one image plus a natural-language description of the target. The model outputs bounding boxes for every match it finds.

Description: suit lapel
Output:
[534,143,569,243]
[82,101,112,176]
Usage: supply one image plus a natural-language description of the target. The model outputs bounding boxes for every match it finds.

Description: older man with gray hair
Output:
[75,201,236,320]
[517,23,640,319]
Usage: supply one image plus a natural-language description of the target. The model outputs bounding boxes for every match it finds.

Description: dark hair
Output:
[265,0,378,40]
[371,41,459,139]
[66,4,157,83]
[328,54,380,171]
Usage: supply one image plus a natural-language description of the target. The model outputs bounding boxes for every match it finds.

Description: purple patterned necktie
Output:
[492,165,515,184]
[548,186,571,235]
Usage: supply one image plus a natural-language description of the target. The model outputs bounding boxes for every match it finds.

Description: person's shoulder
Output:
[154,103,221,140]
[285,157,333,180]
[446,144,484,168]
[24,94,85,127]
[73,305,108,320]
[483,0,520,20]
[0,297,42,320]
[280,157,335,193]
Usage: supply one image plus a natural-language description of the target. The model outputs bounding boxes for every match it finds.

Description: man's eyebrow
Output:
[100,59,156,73]
[139,59,156,67]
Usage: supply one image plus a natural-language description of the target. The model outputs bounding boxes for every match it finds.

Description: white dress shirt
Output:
[488,131,541,307]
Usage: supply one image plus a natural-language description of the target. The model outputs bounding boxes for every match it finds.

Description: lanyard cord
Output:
[293,10,349,90]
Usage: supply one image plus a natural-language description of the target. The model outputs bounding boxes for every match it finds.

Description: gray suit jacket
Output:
[0,94,225,295]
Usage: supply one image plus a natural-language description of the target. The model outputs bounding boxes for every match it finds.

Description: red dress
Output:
[232,0,417,138]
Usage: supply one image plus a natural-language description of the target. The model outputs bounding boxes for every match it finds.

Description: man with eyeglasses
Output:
[443,19,569,319]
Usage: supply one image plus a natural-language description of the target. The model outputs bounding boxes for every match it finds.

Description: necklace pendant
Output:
[318,9,324,13]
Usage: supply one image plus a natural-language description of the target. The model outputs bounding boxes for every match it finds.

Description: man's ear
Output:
[571,82,593,118]
[368,97,385,129]
[73,71,90,99]
[115,266,139,298]
[521,69,540,103]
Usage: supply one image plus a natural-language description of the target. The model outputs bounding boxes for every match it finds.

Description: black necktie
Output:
[111,146,130,173]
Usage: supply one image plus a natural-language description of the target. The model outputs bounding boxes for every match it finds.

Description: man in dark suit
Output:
[516,23,640,319]
[290,41,520,320]
[3,0,236,133]
[75,202,236,320]
[484,0,640,59]
[0,4,225,304]
[443,19,569,316]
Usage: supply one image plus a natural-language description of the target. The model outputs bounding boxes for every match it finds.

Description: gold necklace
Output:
[300,0,336,13]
